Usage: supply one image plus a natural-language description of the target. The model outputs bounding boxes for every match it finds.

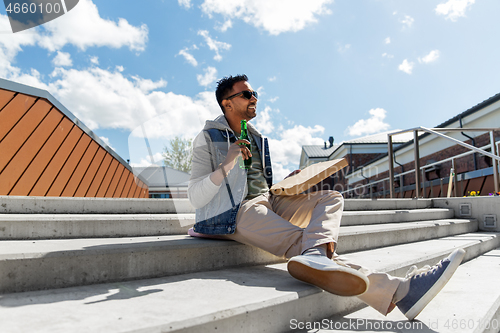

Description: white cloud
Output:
[419,50,440,64]
[385,37,391,44]
[178,0,192,9]
[268,76,277,82]
[198,30,231,61]
[269,125,325,181]
[382,53,394,59]
[0,14,39,63]
[345,108,390,137]
[38,0,148,52]
[48,66,166,131]
[253,106,275,135]
[338,44,351,53]
[99,136,115,150]
[400,15,414,28]
[178,48,198,67]
[270,163,294,184]
[130,152,164,167]
[398,59,414,74]
[52,51,73,67]
[130,91,220,142]
[197,66,218,87]
[200,0,333,35]
[435,0,475,21]
[215,20,233,32]
[256,86,265,97]
[0,16,48,88]
[269,96,279,103]
[90,56,99,65]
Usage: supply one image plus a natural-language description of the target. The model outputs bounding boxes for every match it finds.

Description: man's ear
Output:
[222,99,232,113]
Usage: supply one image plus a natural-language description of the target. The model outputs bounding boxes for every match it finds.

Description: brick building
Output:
[300,92,500,198]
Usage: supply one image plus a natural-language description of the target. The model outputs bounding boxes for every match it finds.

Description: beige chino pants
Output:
[225,190,401,315]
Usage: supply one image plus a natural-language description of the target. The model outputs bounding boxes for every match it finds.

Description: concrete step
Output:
[344,198,433,211]
[341,208,454,226]
[338,218,477,253]
[0,196,195,214]
[310,247,500,333]
[0,235,283,294]
[0,208,454,240]
[0,196,435,215]
[0,213,195,240]
[0,232,498,333]
[0,219,478,293]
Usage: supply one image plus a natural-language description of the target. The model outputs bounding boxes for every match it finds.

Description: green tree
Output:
[162,136,193,173]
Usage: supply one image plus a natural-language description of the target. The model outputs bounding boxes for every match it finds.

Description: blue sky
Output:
[1,0,499,181]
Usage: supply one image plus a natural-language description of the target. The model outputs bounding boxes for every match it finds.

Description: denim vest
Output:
[192,128,273,235]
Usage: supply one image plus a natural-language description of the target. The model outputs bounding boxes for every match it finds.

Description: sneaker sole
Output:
[404,248,466,320]
[287,260,368,297]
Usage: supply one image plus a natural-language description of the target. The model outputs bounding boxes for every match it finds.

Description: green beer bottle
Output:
[239,120,252,169]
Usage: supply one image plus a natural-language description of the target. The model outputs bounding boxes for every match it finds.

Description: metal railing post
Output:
[400,174,403,197]
[447,159,455,198]
[460,173,464,197]
[422,169,426,198]
[414,130,421,198]
[491,131,499,193]
[388,134,394,198]
[453,159,457,197]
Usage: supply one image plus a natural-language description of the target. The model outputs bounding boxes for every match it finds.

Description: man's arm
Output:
[188,132,221,209]
[188,131,251,209]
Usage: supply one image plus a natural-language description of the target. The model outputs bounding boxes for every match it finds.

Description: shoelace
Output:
[405,259,444,279]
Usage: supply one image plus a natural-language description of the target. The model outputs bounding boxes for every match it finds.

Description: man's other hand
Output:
[285,169,301,179]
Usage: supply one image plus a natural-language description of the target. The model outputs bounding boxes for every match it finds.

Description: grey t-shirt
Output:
[245,138,269,200]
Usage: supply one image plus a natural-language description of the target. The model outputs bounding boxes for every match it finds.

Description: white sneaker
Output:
[287,255,369,296]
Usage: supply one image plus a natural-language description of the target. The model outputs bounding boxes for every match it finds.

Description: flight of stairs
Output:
[0,196,499,333]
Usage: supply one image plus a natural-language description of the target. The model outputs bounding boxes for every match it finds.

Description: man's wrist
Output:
[218,163,230,178]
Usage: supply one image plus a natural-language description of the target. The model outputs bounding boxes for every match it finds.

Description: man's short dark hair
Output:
[215,74,248,113]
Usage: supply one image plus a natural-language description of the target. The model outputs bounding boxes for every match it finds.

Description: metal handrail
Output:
[342,141,496,195]
[341,127,500,198]
[388,127,499,198]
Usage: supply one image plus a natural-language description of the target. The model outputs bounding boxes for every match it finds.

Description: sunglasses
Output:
[225,90,258,101]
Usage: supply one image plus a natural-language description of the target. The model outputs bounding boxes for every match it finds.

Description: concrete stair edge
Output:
[341,208,454,226]
[316,247,500,333]
[0,196,195,214]
[0,220,481,293]
[343,198,433,211]
[1,233,497,333]
[1,196,437,214]
[175,234,500,333]
[0,209,456,240]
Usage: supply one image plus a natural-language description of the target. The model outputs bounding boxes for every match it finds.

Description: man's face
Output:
[225,81,258,121]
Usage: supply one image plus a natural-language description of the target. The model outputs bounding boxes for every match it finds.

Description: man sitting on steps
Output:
[187,74,466,321]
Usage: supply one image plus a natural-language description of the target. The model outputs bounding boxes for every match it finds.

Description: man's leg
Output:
[225,190,369,296]
[225,190,342,259]
[332,255,401,315]
[226,190,465,320]
[333,248,466,320]
[224,192,311,258]
[269,190,343,257]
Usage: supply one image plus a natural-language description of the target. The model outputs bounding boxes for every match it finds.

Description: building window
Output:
[150,193,171,199]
